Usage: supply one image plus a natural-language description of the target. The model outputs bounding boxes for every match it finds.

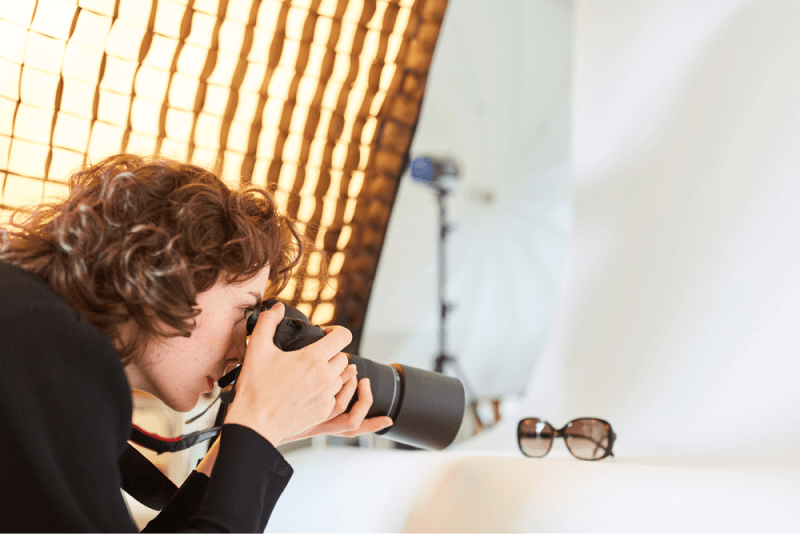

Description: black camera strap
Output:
[119,443,178,510]
[121,425,222,510]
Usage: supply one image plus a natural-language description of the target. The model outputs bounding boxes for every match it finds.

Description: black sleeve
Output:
[141,471,209,532]
[0,302,139,532]
[136,425,292,533]
[182,425,293,533]
[1,268,294,533]
[142,424,292,533]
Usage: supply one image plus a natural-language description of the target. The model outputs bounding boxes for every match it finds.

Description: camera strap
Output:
[121,425,222,511]
[130,424,221,454]
[119,443,178,510]
[129,387,235,454]
[123,382,238,509]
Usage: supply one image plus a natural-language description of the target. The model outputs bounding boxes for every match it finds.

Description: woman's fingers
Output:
[344,377,374,423]
[342,363,358,383]
[335,416,394,437]
[313,325,352,360]
[329,374,344,398]
[329,372,358,417]
[276,375,393,445]
[327,352,350,378]
[323,378,394,436]
[246,302,285,353]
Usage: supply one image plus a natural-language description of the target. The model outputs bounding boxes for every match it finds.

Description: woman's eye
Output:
[241,307,255,321]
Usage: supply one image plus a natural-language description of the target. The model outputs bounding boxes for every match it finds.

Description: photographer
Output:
[0,154,392,532]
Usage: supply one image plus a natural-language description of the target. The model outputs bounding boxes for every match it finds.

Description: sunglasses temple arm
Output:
[572,433,613,457]
[597,429,616,458]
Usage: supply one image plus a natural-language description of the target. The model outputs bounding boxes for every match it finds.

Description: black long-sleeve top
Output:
[0,262,293,532]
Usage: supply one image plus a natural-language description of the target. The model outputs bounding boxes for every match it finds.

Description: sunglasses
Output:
[517,417,616,461]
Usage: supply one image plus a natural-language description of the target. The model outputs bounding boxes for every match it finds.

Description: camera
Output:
[219,299,465,450]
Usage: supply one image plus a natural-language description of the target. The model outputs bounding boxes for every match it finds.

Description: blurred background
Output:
[3,0,800,530]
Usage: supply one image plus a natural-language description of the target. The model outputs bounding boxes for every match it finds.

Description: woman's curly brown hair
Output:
[0,154,304,364]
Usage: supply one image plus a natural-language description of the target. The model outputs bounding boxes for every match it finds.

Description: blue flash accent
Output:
[410,157,435,183]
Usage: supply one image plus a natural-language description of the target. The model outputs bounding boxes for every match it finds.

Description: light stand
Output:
[408,157,458,374]
[403,157,484,443]
[433,184,453,374]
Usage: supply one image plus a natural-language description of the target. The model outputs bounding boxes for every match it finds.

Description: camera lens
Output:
[345,354,465,450]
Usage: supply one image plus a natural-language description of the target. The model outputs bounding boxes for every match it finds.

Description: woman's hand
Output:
[223,302,353,446]
[277,365,393,445]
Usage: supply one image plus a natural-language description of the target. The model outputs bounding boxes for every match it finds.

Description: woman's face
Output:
[124,266,271,412]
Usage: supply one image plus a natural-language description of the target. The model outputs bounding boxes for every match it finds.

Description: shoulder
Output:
[0,261,132,442]
[0,261,78,326]
[1,261,114,349]
[0,263,138,530]
[0,262,122,374]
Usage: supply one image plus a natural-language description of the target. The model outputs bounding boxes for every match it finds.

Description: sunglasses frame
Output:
[517,417,616,461]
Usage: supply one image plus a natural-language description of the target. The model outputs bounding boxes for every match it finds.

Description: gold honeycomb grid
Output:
[0,0,446,349]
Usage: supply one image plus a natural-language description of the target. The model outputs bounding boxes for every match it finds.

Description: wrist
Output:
[223,409,284,447]
[196,437,220,476]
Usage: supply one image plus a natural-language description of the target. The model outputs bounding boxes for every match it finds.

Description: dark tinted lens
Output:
[564,418,611,460]
[518,418,555,458]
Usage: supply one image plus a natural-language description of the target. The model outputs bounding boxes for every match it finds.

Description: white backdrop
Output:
[359,0,573,399]
[465,0,800,461]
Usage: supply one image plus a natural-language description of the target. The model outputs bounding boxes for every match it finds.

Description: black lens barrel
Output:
[374,363,465,450]
[345,355,465,450]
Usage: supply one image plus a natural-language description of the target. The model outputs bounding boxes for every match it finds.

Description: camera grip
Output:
[218,304,326,389]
